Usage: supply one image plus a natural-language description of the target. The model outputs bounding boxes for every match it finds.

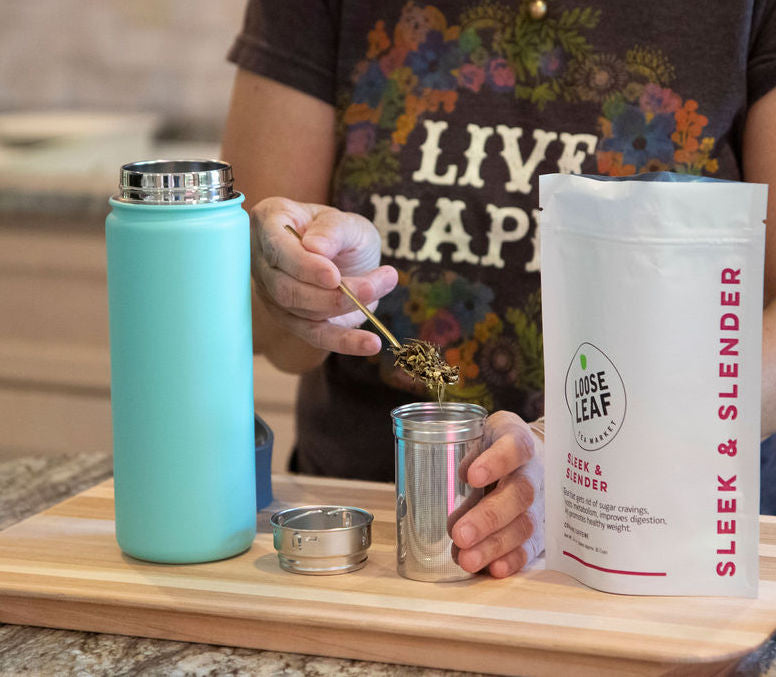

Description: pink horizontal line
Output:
[563,551,667,577]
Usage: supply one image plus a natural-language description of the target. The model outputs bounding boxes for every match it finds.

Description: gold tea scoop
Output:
[283,225,459,390]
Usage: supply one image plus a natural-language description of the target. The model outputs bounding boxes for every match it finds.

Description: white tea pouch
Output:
[540,172,766,597]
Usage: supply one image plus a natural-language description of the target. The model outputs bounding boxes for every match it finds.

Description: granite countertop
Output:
[0,452,489,677]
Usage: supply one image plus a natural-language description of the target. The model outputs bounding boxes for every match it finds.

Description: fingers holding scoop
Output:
[250,198,398,354]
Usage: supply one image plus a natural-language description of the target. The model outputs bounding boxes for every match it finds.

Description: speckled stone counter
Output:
[0,452,487,677]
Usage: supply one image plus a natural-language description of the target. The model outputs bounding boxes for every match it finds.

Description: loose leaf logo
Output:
[565,342,627,451]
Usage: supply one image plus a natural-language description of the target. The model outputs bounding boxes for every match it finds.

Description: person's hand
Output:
[449,410,544,578]
[250,197,398,355]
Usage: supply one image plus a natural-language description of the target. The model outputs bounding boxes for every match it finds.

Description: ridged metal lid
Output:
[391,402,487,443]
[115,159,239,204]
[270,506,374,575]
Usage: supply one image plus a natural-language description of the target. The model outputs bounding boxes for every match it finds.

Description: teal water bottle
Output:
[106,160,256,563]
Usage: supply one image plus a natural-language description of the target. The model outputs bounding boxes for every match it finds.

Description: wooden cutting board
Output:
[1,476,774,677]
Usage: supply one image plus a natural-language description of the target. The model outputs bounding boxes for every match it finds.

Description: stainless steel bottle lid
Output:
[270,505,373,575]
[391,401,488,443]
[115,159,239,204]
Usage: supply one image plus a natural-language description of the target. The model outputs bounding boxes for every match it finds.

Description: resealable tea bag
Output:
[540,172,767,597]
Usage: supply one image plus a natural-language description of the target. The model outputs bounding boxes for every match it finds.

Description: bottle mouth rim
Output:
[391,401,488,442]
[115,159,239,204]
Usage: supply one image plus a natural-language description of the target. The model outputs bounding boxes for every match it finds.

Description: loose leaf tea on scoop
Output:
[391,339,459,400]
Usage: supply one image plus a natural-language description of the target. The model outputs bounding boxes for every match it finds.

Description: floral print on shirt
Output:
[339,0,718,190]
[335,0,719,412]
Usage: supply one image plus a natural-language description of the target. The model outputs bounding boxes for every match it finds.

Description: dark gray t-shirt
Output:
[229,0,776,481]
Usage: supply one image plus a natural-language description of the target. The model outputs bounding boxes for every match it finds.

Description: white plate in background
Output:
[0,111,160,184]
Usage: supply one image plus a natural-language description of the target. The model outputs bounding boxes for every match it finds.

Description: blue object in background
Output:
[255,413,273,510]
[761,435,776,515]
[106,161,256,564]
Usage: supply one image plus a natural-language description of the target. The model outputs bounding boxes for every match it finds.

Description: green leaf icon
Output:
[580,354,587,370]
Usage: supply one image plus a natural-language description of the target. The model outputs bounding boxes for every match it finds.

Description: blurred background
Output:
[0,0,297,471]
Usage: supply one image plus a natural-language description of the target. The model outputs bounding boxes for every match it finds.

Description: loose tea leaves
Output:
[391,340,459,396]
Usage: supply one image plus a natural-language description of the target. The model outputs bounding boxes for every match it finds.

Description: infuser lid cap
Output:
[270,505,374,575]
